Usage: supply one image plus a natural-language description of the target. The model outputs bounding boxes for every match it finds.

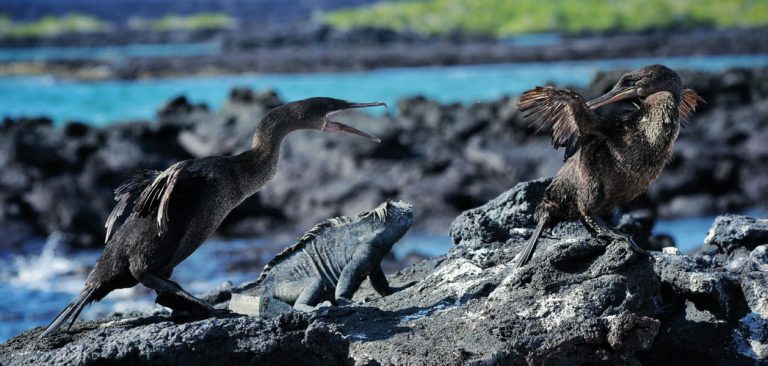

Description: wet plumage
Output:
[516,65,703,267]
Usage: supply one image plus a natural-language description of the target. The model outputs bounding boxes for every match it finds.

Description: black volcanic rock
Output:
[3,179,765,365]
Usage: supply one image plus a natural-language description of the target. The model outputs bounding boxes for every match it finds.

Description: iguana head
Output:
[356,200,414,249]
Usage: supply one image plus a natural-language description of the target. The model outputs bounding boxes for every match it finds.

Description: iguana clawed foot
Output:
[335,297,355,306]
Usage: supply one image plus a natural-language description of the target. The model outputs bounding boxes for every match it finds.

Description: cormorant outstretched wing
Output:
[517,86,607,160]
[105,169,160,243]
[679,89,704,127]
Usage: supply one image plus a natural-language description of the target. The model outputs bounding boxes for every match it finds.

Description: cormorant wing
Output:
[679,89,704,127]
[134,160,193,236]
[517,86,607,159]
[105,169,161,243]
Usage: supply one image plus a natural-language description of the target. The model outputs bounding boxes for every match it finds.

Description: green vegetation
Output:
[324,0,768,37]
[0,13,108,38]
[128,12,235,31]
[0,12,234,38]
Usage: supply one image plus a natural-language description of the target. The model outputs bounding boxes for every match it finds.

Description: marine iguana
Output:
[234,200,414,312]
[515,64,703,267]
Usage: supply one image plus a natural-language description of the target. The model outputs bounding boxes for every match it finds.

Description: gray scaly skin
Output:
[39,97,386,337]
[515,64,704,267]
[235,201,414,311]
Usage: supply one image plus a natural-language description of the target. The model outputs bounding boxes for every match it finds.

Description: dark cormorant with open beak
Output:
[40,97,386,337]
[515,64,703,267]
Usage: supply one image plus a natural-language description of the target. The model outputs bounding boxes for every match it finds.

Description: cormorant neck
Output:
[235,113,293,196]
[251,112,292,151]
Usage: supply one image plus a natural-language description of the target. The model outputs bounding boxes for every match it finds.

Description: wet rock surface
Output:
[2,179,765,365]
[2,67,768,250]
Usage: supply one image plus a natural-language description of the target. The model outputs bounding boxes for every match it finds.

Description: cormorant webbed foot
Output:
[583,214,651,256]
[596,230,651,256]
[391,281,417,293]
[143,274,220,317]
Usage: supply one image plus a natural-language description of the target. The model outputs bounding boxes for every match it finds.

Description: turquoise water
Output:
[653,216,716,253]
[0,42,220,62]
[1,54,767,124]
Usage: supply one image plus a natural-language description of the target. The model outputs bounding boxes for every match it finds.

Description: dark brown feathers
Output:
[105,169,160,243]
[134,160,192,236]
[679,89,704,126]
[517,86,604,159]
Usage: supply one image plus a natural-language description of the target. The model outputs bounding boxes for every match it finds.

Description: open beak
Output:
[322,102,387,143]
[586,86,639,110]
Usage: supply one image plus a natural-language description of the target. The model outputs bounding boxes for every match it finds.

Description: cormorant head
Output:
[277,97,386,142]
[587,64,683,110]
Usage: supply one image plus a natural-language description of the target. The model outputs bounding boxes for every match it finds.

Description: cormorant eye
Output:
[624,79,636,87]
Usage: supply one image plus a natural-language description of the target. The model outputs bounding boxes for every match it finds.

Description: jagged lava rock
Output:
[2,179,768,365]
[0,179,658,365]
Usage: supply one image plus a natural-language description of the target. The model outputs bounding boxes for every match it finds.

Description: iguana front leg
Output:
[335,254,378,305]
[369,266,416,297]
[369,266,394,296]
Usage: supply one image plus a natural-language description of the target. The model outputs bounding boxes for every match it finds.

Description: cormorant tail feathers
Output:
[517,220,547,268]
[39,287,97,338]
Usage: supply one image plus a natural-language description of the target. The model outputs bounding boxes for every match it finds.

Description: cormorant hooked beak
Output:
[587,86,639,110]
[323,102,387,143]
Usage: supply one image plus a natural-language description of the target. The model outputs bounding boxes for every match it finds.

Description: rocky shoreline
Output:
[2,26,768,79]
[1,179,766,365]
[1,66,767,250]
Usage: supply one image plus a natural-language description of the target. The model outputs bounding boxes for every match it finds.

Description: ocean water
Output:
[0,42,220,62]
[1,54,768,124]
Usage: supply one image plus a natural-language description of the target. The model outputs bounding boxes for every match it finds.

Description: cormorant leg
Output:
[583,214,650,256]
[141,274,217,316]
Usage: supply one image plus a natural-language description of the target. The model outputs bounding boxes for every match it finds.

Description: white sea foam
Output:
[1,233,93,295]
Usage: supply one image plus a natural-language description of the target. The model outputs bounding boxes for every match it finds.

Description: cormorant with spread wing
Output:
[515,64,703,267]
